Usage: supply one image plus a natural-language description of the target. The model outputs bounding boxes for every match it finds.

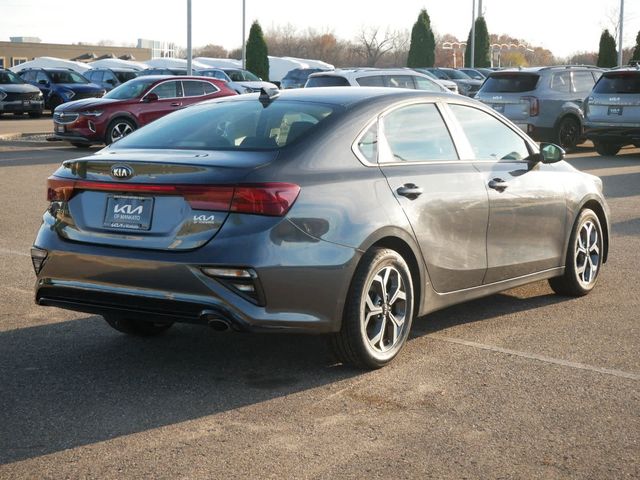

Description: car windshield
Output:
[115,71,138,83]
[225,69,261,82]
[593,73,640,94]
[428,69,450,80]
[480,74,540,93]
[47,70,89,84]
[0,70,24,84]
[111,99,340,151]
[443,69,472,80]
[461,69,484,80]
[104,78,156,99]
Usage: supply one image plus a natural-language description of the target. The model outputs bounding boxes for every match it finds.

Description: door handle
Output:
[170,102,182,107]
[396,184,423,199]
[488,178,508,192]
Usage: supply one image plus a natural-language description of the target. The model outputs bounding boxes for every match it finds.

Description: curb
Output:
[0,132,51,141]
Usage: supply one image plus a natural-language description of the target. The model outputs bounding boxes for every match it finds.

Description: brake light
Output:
[46,177,299,216]
[521,96,539,116]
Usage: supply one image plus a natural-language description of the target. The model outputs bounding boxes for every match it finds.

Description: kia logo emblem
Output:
[111,165,133,179]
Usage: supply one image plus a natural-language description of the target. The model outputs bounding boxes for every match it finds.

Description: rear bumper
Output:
[584,123,640,145]
[33,216,360,334]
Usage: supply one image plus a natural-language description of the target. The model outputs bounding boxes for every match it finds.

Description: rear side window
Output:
[356,76,385,87]
[306,76,350,87]
[593,73,640,94]
[356,123,378,163]
[550,72,571,92]
[481,74,539,93]
[112,100,340,151]
[203,82,216,94]
[382,103,457,162]
[386,75,415,89]
[183,80,215,97]
[449,104,530,161]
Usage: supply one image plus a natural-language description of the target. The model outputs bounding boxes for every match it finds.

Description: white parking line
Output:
[429,335,640,381]
[0,247,29,257]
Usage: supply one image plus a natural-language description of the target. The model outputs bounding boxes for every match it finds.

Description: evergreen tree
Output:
[597,29,617,68]
[464,16,491,68]
[407,9,435,68]
[246,21,269,81]
[631,30,640,63]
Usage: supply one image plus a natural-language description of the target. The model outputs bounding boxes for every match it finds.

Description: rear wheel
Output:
[28,111,42,118]
[594,141,621,156]
[549,208,603,297]
[106,118,136,144]
[556,116,581,151]
[104,316,173,336]
[331,248,414,369]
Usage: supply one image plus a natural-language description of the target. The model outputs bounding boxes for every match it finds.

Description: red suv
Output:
[52,76,236,148]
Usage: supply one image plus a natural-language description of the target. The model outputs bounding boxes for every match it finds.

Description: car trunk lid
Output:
[586,71,640,125]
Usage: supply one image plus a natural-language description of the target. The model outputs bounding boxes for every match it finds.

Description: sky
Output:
[1,0,639,59]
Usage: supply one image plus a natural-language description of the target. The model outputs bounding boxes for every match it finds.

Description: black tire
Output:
[330,248,415,369]
[549,208,603,297]
[594,141,621,157]
[13,112,24,116]
[48,96,62,113]
[28,111,42,118]
[105,118,136,145]
[556,116,581,151]
[71,142,91,149]
[104,316,173,336]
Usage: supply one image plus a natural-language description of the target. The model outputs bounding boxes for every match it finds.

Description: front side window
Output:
[382,103,458,162]
[305,76,350,87]
[414,76,442,92]
[150,81,181,99]
[356,75,385,87]
[47,70,89,84]
[449,104,530,161]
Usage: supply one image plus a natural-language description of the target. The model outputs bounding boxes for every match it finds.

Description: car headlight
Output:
[80,110,104,117]
[0,90,6,101]
[37,91,43,97]
[62,90,75,100]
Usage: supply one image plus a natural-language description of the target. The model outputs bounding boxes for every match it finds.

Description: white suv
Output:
[304,68,447,93]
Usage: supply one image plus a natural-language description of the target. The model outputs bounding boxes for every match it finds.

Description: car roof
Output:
[308,68,433,77]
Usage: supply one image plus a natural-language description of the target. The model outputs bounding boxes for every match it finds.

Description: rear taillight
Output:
[46,177,300,217]
[521,96,539,116]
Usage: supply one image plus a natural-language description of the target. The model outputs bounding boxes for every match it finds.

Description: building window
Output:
[0,57,6,68]
[12,57,28,67]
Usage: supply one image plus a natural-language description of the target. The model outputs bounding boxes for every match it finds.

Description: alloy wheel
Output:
[575,219,600,287]
[110,122,134,142]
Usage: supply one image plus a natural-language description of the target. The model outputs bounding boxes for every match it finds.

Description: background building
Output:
[137,39,177,59]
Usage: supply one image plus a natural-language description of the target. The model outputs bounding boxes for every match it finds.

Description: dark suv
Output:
[18,68,105,112]
[475,66,603,150]
[0,68,44,117]
[584,68,640,156]
[84,68,140,91]
[281,68,326,89]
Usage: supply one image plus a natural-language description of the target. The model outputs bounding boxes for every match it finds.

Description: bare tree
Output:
[354,27,398,66]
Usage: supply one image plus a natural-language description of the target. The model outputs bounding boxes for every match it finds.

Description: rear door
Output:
[446,103,567,283]
[375,102,489,293]
[138,80,184,125]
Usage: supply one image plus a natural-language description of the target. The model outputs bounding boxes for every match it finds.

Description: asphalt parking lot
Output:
[0,131,638,478]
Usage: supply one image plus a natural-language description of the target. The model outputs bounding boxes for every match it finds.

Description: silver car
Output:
[584,68,640,156]
[32,88,610,369]
[475,66,603,150]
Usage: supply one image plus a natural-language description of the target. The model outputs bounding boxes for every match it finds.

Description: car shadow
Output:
[600,171,640,199]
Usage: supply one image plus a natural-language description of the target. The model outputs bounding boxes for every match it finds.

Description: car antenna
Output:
[259,87,280,107]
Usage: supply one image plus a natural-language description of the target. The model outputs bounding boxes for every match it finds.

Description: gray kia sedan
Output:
[32,87,609,368]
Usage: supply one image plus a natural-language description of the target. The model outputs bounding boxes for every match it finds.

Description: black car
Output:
[84,68,140,91]
[33,87,609,369]
[18,67,105,111]
[281,68,327,89]
[0,68,44,117]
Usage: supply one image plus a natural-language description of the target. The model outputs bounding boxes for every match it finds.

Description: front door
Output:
[138,80,184,125]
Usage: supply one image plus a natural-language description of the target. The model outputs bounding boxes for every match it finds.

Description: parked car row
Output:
[0,68,44,117]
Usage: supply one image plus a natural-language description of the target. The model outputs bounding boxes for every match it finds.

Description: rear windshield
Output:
[593,73,640,94]
[115,71,138,83]
[305,76,350,87]
[47,70,88,84]
[111,99,340,150]
[480,74,539,93]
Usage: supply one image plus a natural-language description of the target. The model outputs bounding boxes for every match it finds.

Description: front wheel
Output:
[106,118,136,145]
[594,141,621,157]
[549,208,603,297]
[104,316,173,336]
[331,248,415,369]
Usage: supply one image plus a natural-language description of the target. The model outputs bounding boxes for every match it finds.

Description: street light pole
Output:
[618,0,624,67]
[187,0,192,75]
[242,0,246,69]
[470,0,476,68]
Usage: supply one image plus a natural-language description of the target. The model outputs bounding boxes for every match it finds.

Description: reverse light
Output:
[521,96,539,116]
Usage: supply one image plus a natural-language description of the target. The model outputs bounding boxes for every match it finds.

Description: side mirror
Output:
[539,143,565,164]
[143,92,158,103]
[38,79,49,85]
